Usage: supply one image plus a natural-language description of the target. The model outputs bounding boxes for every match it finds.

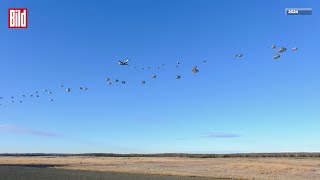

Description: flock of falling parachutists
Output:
[272,45,298,60]
[0,44,298,107]
[106,59,200,85]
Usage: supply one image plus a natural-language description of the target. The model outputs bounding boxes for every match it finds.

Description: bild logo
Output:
[8,8,28,28]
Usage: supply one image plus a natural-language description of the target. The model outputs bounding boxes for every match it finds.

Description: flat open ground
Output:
[0,166,215,180]
[1,156,320,179]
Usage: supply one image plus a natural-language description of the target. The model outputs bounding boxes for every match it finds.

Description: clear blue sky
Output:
[0,0,320,153]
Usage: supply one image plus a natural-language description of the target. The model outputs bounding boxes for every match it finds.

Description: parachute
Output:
[192,66,199,73]
[273,54,280,59]
[235,54,243,58]
[278,47,287,53]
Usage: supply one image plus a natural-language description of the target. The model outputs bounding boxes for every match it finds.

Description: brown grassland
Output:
[1,156,320,179]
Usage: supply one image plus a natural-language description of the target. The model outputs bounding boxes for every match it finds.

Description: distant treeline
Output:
[1,153,320,158]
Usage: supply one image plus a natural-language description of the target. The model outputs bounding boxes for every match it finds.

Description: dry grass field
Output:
[1,156,320,179]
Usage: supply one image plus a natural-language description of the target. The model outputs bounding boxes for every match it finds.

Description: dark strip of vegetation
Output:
[0,164,66,168]
[1,153,320,158]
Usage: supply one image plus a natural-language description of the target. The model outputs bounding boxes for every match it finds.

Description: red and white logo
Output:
[8,8,28,28]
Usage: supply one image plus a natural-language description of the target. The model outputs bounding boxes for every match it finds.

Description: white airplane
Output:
[118,58,129,65]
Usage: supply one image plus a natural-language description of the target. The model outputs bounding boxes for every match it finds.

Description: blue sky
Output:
[0,0,320,153]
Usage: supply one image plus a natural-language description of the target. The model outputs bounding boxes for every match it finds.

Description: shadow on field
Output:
[0,164,66,168]
[0,165,219,180]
